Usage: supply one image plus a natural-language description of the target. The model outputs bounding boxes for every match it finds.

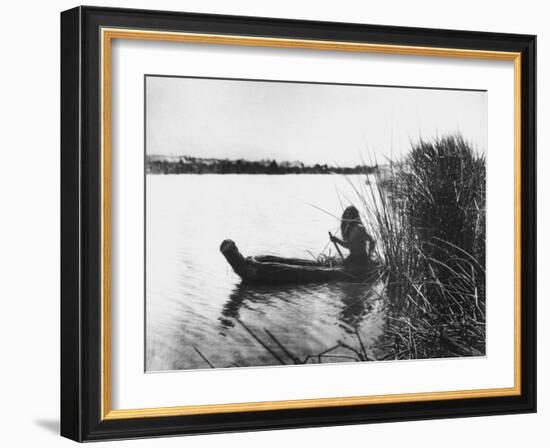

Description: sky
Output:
[146,75,487,166]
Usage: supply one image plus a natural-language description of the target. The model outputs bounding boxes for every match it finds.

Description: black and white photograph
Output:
[51,2,542,443]
[145,75,487,372]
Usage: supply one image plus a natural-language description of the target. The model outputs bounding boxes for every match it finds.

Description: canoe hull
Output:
[220,239,373,285]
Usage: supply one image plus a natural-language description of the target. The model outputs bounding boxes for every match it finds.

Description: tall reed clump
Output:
[360,134,486,359]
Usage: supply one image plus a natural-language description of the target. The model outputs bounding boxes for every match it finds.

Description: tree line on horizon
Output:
[146,155,379,175]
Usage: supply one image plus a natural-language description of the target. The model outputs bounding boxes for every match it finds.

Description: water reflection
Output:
[219,275,385,338]
[337,282,374,332]
[219,283,312,331]
[147,175,387,370]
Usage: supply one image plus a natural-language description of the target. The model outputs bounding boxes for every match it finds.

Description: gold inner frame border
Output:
[99,27,522,421]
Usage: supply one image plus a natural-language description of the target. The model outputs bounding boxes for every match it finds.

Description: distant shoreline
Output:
[146,155,378,175]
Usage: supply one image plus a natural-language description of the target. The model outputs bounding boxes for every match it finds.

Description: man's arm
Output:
[330,234,349,249]
[366,232,376,254]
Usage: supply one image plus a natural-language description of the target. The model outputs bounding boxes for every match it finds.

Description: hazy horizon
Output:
[146,76,487,166]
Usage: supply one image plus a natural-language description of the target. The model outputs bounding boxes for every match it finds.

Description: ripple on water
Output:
[146,174,387,370]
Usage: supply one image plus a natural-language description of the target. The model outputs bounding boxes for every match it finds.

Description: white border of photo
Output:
[109,38,514,410]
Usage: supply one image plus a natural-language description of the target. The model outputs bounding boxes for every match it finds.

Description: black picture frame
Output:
[61,5,536,442]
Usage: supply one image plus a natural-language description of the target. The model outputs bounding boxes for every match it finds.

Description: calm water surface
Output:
[146,174,386,371]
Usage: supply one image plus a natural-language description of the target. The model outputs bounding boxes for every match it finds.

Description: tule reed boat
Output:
[220,239,377,284]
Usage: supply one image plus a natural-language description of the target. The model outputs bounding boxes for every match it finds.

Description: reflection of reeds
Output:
[194,321,373,368]
[236,319,374,365]
[193,346,215,368]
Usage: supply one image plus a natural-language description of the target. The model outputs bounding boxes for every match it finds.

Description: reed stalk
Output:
[358,134,486,359]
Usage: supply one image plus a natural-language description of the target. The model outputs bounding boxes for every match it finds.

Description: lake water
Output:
[146,174,387,371]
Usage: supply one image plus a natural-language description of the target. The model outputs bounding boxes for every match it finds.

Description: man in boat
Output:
[330,205,375,266]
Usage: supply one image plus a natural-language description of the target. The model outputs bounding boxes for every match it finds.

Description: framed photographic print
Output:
[60,6,536,442]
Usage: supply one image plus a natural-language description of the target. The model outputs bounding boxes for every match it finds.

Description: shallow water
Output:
[146,174,386,371]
